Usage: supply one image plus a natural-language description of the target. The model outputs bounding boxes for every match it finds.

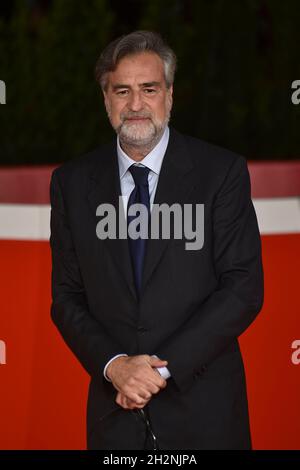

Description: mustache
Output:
[120,111,153,121]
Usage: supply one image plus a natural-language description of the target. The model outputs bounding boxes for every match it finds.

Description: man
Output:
[50,30,264,450]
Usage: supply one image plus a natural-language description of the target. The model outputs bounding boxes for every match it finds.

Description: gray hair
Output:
[95,30,177,91]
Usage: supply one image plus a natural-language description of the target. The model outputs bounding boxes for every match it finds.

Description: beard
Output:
[107,106,171,148]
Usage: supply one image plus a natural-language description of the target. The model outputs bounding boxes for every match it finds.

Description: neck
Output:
[119,128,164,162]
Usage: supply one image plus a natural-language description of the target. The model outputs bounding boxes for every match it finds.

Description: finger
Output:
[121,395,131,409]
[116,392,130,409]
[127,400,145,409]
[144,385,160,395]
[132,373,166,394]
[119,393,147,410]
[147,372,167,390]
[131,402,148,409]
[128,396,149,409]
[116,392,124,408]
[127,391,151,406]
[148,357,168,367]
[142,379,160,395]
[126,385,152,402]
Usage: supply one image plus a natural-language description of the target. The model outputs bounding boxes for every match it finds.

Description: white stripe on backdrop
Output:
[0,198,299,240]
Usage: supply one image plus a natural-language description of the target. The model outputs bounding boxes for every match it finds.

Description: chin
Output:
[120,123,157,146]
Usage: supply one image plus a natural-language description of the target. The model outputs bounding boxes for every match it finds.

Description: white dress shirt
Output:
[103,126,171,381]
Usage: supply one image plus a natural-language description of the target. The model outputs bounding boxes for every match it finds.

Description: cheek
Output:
[108,102,123,123]
[153,97,171,119]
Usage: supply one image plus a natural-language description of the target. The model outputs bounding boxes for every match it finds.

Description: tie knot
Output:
[129,165,150,187]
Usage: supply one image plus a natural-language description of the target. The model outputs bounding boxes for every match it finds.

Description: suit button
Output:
[137,326,148,334]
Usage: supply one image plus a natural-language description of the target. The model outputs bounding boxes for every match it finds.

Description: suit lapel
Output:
[87,141,137,301]
[142,127,195,293]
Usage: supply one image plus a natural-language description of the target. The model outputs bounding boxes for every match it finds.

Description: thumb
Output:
[149,356,168,367]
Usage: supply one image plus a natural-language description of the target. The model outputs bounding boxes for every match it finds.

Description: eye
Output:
[116,90,129,96]
[144,88,156,94]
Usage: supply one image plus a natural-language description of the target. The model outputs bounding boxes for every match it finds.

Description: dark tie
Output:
[127,165,150,297]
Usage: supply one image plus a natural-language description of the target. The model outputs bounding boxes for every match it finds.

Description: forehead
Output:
[107,52,165,86]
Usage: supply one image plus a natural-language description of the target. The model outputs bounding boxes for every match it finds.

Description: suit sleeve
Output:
[156,156,264,393]
[50,169,124,378]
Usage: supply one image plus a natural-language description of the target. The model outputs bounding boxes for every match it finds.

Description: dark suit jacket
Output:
[50,127,264,450]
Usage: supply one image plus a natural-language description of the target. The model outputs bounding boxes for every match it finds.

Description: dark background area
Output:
[0,0,300,164]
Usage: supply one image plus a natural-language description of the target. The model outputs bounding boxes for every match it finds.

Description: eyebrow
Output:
[112,81,161,91]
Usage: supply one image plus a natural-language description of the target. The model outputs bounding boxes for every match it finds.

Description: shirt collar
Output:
[117,126,170,179]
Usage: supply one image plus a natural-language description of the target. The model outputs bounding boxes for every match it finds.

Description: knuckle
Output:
[130,393,139,403]
[127,377,135,386]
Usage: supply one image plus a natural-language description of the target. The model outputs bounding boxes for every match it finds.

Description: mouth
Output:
[125,117,150,122]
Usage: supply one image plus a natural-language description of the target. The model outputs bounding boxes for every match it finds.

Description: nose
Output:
[128,90,143,112]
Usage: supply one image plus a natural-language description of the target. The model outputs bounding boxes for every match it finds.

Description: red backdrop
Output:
[0,162,299,449]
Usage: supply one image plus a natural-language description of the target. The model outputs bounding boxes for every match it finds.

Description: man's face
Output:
[103,52,173,147]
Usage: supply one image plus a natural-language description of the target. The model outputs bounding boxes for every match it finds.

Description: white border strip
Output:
[0,198,299,240]
[0,204,50,240]
[254,197,300,234]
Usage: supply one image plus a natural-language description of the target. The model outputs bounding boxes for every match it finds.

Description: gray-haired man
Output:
[50,31,263,449]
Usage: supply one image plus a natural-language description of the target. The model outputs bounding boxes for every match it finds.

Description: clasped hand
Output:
[106,354,168,410]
